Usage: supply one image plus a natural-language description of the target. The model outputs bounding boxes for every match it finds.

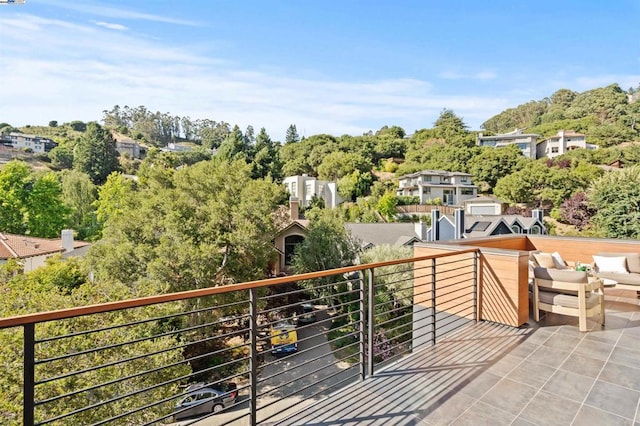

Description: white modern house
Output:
[0,132,54,153]
[282,175,343,209]
[536,130,598,159]
[476,129,541,159]
[396,170,478,206]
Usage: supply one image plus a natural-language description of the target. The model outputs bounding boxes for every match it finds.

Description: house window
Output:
[461,189,474,195]
[512,225,522,234]
[284,235,305,266]
[422,187,431,194]
[551,147,559,153]
[305,182,313,196]
[291,182,297,197]
[423,176,432,182]
[530,225,541,235]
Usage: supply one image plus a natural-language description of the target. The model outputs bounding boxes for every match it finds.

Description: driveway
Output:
[175,308,358,425]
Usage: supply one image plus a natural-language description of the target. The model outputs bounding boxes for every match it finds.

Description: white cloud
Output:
[92,21,128,31]
[439,70,497,81]
[575,75,640,91]
[40,0,202,26]
[0,14,511,138]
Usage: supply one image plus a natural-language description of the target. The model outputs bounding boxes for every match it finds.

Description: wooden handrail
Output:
[0,249,478,329]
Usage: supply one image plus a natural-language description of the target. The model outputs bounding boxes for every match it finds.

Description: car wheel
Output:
[212,404,225,414]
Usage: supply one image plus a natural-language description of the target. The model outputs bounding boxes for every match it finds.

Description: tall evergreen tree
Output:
[73,122,120,184]
[285,124,300,144]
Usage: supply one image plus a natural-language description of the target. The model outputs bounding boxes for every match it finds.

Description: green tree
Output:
[285,124,300,144]
[73,122,120,184]
[217,125,250,162]
[89,159,286,292]
[59,170,99,240]
[360,245,414,319]
[588,165,640,239]
[376,191,398,221]
[0,270,188,425]
[0,160,31,233]
[467,144,526,192]
[317,151,372,181]
[25,172,70,237]
[337,170,374,201]
[49,142,75,170]
[433,109,469,141]
[292,209,360,301]
[251,128,282,180]
[94,172,135,227]
[0,161,69,237]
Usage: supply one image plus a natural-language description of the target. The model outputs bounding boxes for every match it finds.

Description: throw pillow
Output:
[593,255,629,274]
[551,252,568,270]
[533,252,556,269]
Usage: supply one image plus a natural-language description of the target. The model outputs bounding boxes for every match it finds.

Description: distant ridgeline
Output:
[481,84,640,147]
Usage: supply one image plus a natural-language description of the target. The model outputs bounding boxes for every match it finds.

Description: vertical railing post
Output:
[367,268,375,378]
[431,258,437,346]
[248,288,258,426]
[473,251,478,323]
[24,323,35,426]
[359,271,366,381]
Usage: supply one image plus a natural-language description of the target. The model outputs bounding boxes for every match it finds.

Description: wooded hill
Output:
[481,83,640,147]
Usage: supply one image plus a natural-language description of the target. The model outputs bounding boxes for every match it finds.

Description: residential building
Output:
[0,229,90,272]
[396,170,477,206]
[0,132,56,153]
[282,175,343,209]
[464,195,506,215]
[346,223,425,250]
[536,130,598,159]
[476,129,540,159]
[426,208,546,241]
[114,138,141,159]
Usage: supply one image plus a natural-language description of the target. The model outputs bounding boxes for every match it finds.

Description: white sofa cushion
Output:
[593,255,629,274]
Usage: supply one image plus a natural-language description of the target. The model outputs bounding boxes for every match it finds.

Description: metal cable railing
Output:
[0,249,479,425]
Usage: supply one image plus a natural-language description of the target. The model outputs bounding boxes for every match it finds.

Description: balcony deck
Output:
[276,288,640,426]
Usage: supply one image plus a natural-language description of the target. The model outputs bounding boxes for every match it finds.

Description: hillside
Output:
[481,84,640,147]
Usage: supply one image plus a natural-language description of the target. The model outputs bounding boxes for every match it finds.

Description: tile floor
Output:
[276,288,640,425]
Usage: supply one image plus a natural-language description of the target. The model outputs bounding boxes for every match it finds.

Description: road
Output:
[172,308,359,425]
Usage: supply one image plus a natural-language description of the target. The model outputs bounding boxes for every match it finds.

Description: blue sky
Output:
[1,0,639,141]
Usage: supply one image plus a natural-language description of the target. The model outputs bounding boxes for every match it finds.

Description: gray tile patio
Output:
[275,288,640,425]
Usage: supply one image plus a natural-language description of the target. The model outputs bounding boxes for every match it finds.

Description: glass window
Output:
[422,187,430,194]
[530,225,540,234]
[291,182,297,197]
[423,176,432,182]
[461,189,474,195]
[551,147,559,153]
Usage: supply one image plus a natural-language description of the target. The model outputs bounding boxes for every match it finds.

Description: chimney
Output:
[532,208,544,223]
[430,209,441,241]
[61,229,74,253]
[454,209,465,239]
[414,220,428,240]
[289,197,299,221]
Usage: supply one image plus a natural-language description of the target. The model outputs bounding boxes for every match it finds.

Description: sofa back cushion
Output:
[595,252,640,274]
[532,252,556,269]
[593,255,630,274]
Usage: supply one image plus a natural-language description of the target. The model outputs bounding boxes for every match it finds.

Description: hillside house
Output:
[476,129,540,159]
[396,170,477,206]
[282,175,343,209]
[0,132,56,153]
[0,230,91,272]
[536,130,598,158]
